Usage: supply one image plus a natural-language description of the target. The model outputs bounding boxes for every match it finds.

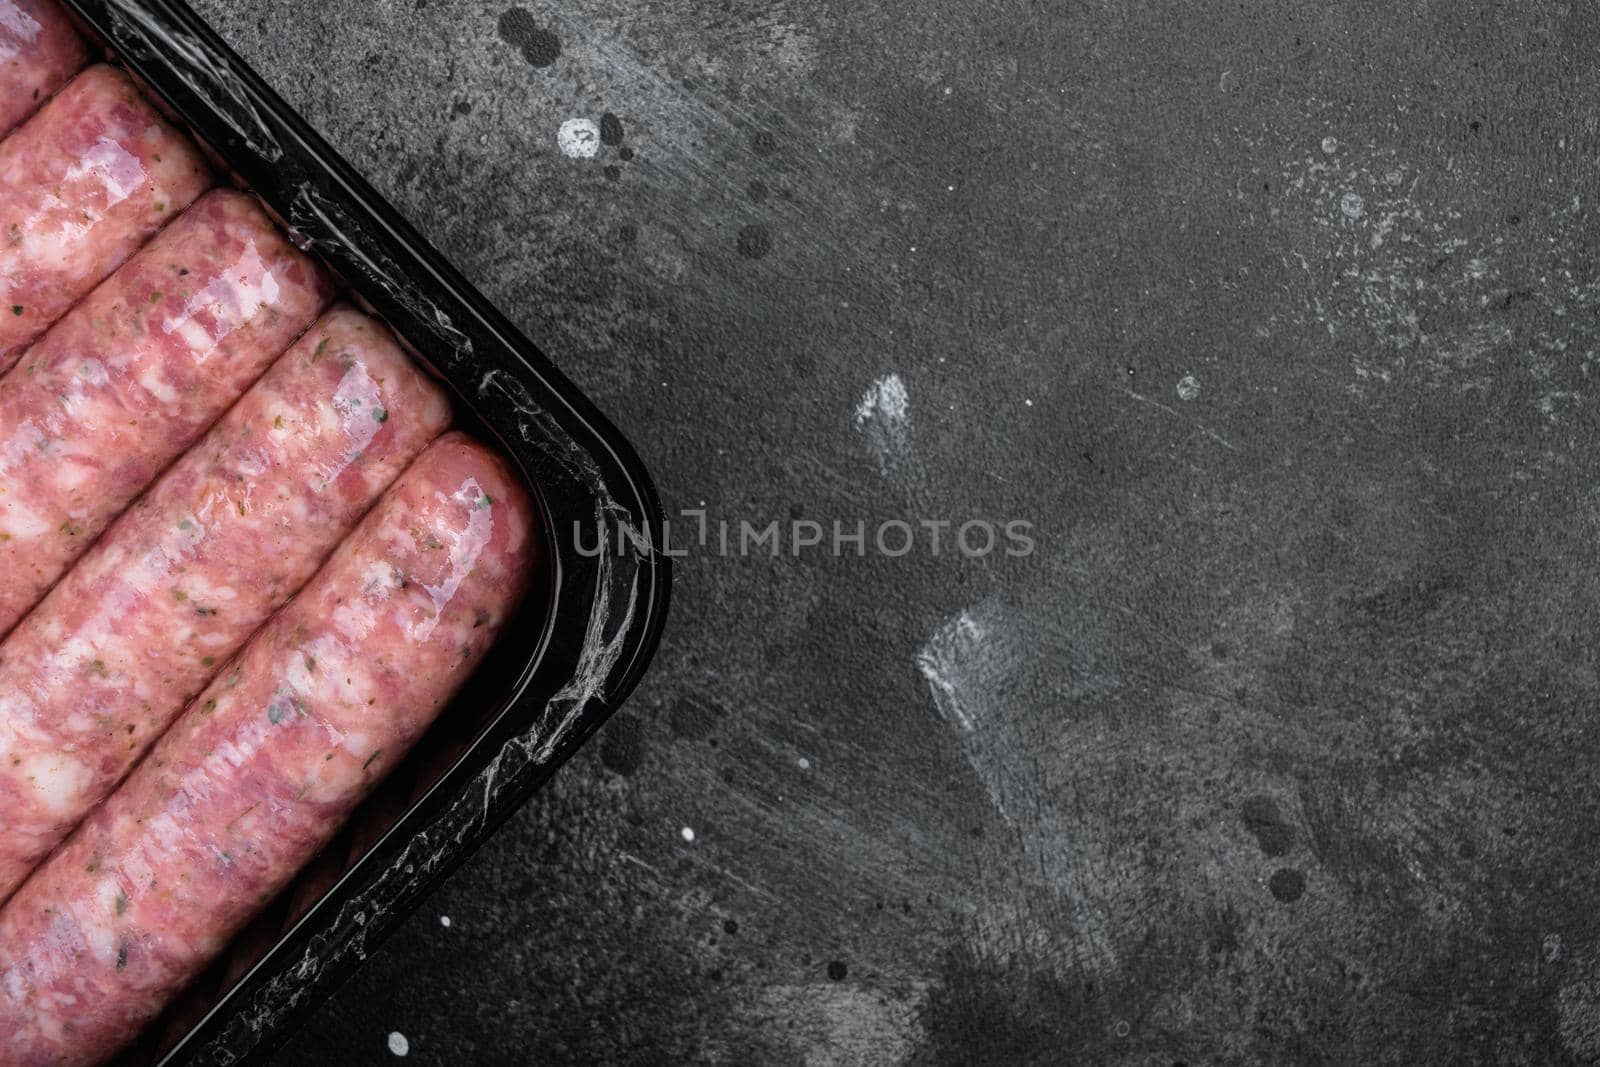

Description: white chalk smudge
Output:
[681,826,696,843]
[915,605,1038,821]
[1176,374,1201,401]
[915,603,1124,963]
[1340,191,1365,219]
[557,118,601,158]
[1321,136,1339,154]
[856,372,908,425]
[439,915,451,928]
[916,610,988,733]
[854,372,914,479]
[387,1031,410,1057]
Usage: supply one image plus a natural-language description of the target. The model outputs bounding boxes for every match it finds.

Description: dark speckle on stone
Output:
[600,112,625,146]
[604,165,621,182]
[618,146,635,162]
[826,960,848,981]
[617,222,638,245]
[747,179,768,202]
[452,99,473,116]
[1268,868,1306,903]
[723,919,738,935]
[737,223,772,259]
[1240,794,1296,857]
[496,8,561,68]
[751,130,777,156]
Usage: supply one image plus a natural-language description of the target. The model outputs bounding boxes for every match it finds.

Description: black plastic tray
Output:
[52,1,671,1061]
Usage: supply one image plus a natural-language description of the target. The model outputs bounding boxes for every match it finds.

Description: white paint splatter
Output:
[797,757,811,770]
[439,915,451,928]
[1272,144,1529,400]
[854,373,913,479]
[681,826,696,843]
[1321,136,1339,154]
[1176,374,1201,401]
[387,1031,410,1057]
[557,118,601,159]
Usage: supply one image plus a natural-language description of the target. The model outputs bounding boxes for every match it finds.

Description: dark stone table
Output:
[186,0,1600,1062]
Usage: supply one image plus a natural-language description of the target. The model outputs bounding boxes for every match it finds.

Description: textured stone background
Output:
[180,0,1600,1063]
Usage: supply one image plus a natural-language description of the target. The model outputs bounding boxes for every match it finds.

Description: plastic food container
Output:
[50,1,672,1062]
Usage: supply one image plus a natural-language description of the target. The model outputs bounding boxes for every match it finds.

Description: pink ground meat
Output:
[0,305,451,903]
[0,0,86,138]
[0,188,332,636]
[0,434,535,1066]
[0,64,212,373]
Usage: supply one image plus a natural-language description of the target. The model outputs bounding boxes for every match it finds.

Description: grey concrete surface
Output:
[182,0,1600,1062]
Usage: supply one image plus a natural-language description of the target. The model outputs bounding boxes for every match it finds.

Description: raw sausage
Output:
[0,433,535,1066]
[0,0,86,138]
[0,305,451,902]
[0,65,211,372]
[0,188,331,636]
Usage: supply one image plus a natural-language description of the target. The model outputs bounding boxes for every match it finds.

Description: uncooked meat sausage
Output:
[0,0,86,137]
[0,434,536,1066]
[0,305,451,903]
[0,65,211,372]
[0,188,331,636]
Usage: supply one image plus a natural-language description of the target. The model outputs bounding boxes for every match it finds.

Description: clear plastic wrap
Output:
[54,1,671,1062]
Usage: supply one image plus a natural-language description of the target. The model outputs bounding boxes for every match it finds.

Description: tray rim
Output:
[51,0,673,1061]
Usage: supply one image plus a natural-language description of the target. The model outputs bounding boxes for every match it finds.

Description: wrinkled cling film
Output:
[288,185,477,361]
[49,2,669,1061]
[105,0,282,161]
